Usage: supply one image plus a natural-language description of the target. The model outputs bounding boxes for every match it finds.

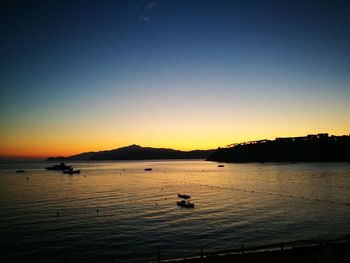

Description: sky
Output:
[0,0,350,158]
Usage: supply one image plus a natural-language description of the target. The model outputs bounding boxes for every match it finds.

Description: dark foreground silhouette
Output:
[208,133,350,162]
[160,235,350,263]
[47,145,214,161]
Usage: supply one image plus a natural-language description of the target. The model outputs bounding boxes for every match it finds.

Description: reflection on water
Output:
[0,160,349,262]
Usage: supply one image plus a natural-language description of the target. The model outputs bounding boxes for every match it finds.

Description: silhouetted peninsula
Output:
[47,145,214,161]
[207,134,350,162]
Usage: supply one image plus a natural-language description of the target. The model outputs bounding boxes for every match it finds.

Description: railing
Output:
[153,234,350,262]
[45,235,350,262]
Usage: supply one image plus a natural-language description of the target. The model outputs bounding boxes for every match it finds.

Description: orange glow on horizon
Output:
[1,129,349,159]
[1,102,349,159]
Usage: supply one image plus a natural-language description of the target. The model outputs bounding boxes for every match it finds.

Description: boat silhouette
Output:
[177,193,191,199]
[63,169,80,174]
[46,163,72,171]
[176,200,194,208]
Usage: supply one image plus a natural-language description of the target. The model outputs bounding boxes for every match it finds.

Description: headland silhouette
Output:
[207,133,350,162]
[47,145,214,161]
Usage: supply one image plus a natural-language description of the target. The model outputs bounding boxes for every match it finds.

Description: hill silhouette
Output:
[47,145,214,161]
[207,134,350,162]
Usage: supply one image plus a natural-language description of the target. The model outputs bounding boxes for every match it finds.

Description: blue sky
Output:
[1,0,350,157]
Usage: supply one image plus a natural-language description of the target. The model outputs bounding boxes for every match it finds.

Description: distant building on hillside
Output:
[276,133,329,142]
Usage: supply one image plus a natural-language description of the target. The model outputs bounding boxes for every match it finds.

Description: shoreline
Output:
[156,235,350,263]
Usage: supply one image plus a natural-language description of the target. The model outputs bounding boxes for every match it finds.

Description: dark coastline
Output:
[207,134,350,163]
[47,145,214,162]
[46,134,350,163]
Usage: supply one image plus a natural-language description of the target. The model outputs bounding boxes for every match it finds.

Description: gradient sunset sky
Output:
[1,0,350,158]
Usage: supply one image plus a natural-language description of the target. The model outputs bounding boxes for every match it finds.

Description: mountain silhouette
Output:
[47,145,214,161]
[207,133,350,162]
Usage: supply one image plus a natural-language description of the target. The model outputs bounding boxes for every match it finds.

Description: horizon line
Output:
[2,132,349,160]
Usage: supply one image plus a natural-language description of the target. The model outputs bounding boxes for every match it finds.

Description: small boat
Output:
[218,164,225,167]
[144,168,152,171]
[177,200,194,208]
[63,169,80,174]
[46,163,72,171]
[16,170,25,173]
[178,193,191,199]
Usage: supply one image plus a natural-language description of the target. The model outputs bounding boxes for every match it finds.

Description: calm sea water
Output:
[0,160,349,262]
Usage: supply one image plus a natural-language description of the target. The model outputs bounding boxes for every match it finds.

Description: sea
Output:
[0,160,349,262]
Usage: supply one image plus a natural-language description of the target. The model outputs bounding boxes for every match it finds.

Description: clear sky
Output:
[1,0,350,158]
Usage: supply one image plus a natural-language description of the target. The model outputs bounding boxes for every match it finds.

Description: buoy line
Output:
[214,174,350,190]
[125,173,350,207]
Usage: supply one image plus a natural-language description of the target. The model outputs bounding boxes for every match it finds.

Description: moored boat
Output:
[63,169,80,174]
[46,163,72,171]
[177,193,191,199]
[177,200,194,208]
